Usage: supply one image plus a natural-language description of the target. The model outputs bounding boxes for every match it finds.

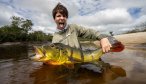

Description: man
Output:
[52,3,112,53]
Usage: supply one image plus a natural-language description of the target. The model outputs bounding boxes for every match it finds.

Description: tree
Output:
[21,19,33,33]
[0,16,33,42]
[10,16,33,33]
[0,16,53,42]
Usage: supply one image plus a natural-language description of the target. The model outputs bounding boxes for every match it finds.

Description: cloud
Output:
[77,0,104,15]
[0,0,146,34]
[69,8,133,26]
[0,3,21,26]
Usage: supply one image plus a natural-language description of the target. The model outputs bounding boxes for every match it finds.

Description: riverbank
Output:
[93,32,146,45]
[114,32,146,50]
[0,32,146,46]
[115,32,146,45]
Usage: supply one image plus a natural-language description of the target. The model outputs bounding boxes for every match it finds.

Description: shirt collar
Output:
[56,24,68,32]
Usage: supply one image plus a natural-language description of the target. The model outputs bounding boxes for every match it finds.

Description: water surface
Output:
[0,43,146,84]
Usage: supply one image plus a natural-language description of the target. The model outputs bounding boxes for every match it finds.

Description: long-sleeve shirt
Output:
[52,24,109,49]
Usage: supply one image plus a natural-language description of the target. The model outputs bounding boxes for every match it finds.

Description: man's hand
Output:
[100,38,112,53]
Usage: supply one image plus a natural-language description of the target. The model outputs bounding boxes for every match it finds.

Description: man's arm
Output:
[73,24,112,52]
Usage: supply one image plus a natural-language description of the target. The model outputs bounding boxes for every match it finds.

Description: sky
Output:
[0,0,146,35]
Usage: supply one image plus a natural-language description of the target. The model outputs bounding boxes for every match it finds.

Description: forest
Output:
[0,16,52,43]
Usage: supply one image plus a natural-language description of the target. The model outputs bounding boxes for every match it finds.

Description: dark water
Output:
[0,43,146,84]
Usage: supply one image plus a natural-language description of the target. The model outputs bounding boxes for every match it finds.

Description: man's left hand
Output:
[100,38,112,53]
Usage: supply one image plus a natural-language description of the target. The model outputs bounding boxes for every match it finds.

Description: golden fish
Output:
[31,37,124,68]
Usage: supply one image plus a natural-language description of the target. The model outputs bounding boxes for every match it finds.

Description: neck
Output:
[57,27,64,30]
[57,24,68,30]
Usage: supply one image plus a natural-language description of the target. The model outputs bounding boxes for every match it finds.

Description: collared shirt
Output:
[55,24,68,32]
[52,24,109,49]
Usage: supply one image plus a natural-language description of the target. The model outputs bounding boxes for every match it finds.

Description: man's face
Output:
[54,12,67,30]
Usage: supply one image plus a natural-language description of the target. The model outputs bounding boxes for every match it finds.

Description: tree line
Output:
[0,16,52,43]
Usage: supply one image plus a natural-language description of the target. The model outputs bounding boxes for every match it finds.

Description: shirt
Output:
[52,24,109,49]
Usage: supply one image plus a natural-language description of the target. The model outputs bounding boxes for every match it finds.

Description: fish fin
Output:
[64,64,74,69]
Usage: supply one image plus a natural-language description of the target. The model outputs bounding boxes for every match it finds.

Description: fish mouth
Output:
[30,46,44,61]
[34,46,46,56]
[30,54,43,61]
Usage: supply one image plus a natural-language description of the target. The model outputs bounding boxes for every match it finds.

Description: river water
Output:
[0,43,146,84]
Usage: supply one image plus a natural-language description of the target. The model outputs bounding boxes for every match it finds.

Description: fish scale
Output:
[31,43,104,67]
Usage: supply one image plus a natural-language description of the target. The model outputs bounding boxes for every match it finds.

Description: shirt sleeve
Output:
[73,24,109,40]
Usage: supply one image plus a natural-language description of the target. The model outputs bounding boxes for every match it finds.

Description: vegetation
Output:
[124,21,146,34]
[123,27,146,34]
[0,16,52,43]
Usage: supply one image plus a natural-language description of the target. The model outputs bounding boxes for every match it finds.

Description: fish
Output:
[31,37,124,68]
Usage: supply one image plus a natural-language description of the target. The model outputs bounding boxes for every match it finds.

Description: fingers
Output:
[100,38,112,53]
[102,44,111,53]
[106,45,110,52]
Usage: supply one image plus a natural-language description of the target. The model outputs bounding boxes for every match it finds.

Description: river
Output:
[0,43,146,84]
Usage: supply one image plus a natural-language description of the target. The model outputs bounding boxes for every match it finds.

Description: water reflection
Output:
[1,43,146,84]
[0,44,28,60]
[30,64,126,84]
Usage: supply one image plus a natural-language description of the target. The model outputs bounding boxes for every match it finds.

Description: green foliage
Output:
[0,16,52,42]
[11,16,33,33]
[124,27,146,34]
[27,31,52,41]
[124,21,146,34]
